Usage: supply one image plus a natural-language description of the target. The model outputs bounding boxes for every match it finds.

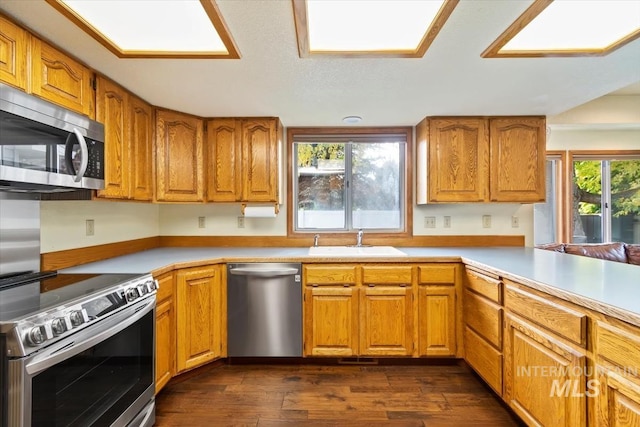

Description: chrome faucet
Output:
[313,234,320,247]
[356,229,364,247]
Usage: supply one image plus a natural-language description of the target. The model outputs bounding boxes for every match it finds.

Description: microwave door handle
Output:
[64,128,89,182]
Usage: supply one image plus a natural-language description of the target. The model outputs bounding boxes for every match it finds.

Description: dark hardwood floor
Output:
[155,361,524,426]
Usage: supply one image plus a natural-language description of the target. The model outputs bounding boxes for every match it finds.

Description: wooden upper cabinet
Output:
[242,118,280,202]
[129,96,154,201]
[206,118,242,202]
[96,77,129,199]
[96,77,153,201]
[0,15,28,91]
[490,117,546,202]
[206,117,281,202]
[416,116,545,203]
[155,109,204,202]
[30,38,95,118]
[417,117,489,203]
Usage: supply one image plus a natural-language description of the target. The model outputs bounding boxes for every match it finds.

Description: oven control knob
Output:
[145,280,157,291]
[50,318,68,336]
[125,287,140,302]
[70,309,89,327]
[27,326,46,345]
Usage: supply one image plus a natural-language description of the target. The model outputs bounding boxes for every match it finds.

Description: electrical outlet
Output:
[482,215,492,228]
[424,216,436,228]
[198,216,206,228]
[511,216,519,228]
[443,216,451,228]
[85,219,94,236]
[237,216,245,229]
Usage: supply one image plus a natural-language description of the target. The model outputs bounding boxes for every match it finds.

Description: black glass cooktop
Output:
[0,273,142,322]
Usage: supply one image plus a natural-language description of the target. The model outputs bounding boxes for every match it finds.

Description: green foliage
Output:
[297,143,344,167]
[574,160,640,217]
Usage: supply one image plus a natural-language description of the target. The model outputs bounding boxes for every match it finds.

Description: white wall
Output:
[159,203,286,236]
[40,201,160,253]
[548,129,640,151]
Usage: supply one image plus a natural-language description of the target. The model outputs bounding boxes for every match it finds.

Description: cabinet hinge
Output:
[91,77,96,91]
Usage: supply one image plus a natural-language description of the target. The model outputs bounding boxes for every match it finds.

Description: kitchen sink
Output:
[308,246,408,257]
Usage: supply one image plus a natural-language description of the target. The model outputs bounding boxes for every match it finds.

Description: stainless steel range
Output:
[0,271,158,427]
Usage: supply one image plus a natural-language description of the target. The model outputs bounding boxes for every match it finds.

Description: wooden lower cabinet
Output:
[176,265,222,372]
[303,263,415,357]
[463,267,504,395]
[303,286,358,356]
[504,313,587,427]
[360,285,413,356]
[597,369,640,426]
[154,272,175,394]
[155,298,174,393]
[418,285,456,356]
[595,320,640,426]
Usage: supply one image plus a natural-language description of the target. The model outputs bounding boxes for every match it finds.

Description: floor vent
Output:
[337,357,378,365]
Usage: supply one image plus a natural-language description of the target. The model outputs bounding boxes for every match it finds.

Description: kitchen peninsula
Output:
[59,245,640,426]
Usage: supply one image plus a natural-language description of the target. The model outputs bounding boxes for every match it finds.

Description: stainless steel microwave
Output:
[0,83,105,193]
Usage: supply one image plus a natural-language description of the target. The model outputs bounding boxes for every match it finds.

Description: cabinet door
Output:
[418,285,456,357]
[360,285,413,356]
[0,15,28,91]
[129,96,154,201]
[155,298,174,394]
[597,369,640,427]
[206,118,242,202]
[30,38,95,117]
[427,118,489,202]
[504,313,587,427]
[303,286,358,356]
[176,265,221,372]
[241,118,279,202]
[155,272,175,394]
[96,77,129,199]
[489,117,546,202]
[155,110,204,202]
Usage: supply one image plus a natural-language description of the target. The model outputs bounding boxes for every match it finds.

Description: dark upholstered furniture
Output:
[536,242,640,265]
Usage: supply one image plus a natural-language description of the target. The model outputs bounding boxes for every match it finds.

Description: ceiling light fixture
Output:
[483,0,640,57]
[342,116,363,124]
[293,0,459,58]
[45,0,240,59]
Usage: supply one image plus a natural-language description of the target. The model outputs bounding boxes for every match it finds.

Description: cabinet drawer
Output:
[303,264,358,286]
[596,321,640,374]
[465,268,501,303]
[155,272,174,303]
[504,283,587,347]
[464,326,502,396]
[362,265,412,285]
[417,264,457,285]
[464,290,502,349]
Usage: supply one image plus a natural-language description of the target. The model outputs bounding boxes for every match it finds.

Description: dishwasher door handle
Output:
[228,267,299,278]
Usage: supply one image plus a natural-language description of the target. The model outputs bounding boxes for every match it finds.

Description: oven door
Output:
[6,297,155,427]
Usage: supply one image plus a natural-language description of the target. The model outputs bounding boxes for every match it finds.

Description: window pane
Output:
[296,143,346,229]
[611,159,640,244]
[352,142,401,229]
[573,160,602,243]
[534,159,558,245]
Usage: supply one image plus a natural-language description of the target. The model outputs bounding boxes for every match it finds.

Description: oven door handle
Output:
[25,297,155,376]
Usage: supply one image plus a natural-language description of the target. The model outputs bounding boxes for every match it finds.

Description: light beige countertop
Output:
[61,246,640,327]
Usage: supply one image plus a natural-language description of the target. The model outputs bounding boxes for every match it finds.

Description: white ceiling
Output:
[1,0,639,127]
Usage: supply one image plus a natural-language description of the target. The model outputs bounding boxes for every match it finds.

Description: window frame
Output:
[567,150,640,243]
[286,127,413,239]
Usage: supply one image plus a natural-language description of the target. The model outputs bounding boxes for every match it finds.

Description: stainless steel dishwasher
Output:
[227,263,302,357]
